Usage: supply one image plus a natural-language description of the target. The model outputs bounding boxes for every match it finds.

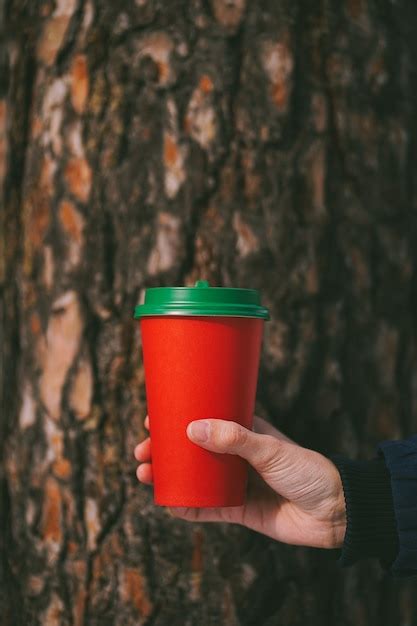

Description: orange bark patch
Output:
[163,134,178,167]
[28,575,45,595]
[147,210,181,273]
[244,171,261,200]
[32,116,42,139]
[71,55,89,114]
[310,142,326,215]
[211,0,246,29]
[233,211,259,257]
[30,313,42,335]
[65,158,92,202]
[111,533,123,557]
[162,102,187,198]
[67,540,78,555]
[29,198,50,248]
[347,0,364,19]
[272,81,287,110]
[142,127,151,141]
[206,205,225,231]
[69,357,93,419]
[157,61,169,83]
[37,16,71,66]
[59,200,84,243]
[262,40,293,111]
[85,498,100,551]
[25,156,55,250]
[74,589,87,626]
[43,245,54,290]
[42,593,64,625]
[52,433,62,450]
[70,560,87,626]
[0,100,5,126]
[199,74,214,94]
[40,156,56,193]
[185,86,217,150]
[52,457,72,480]
[42,476,62,543]
[40,2,53,17]
[369,57,384,78]
[306,263,319,295]
[183,115,192,133]
[122,569,153,617]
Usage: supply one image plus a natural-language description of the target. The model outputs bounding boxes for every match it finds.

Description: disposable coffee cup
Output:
[134,279,270,507]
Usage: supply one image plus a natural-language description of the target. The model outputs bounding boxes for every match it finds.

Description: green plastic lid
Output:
[134,280,270,320]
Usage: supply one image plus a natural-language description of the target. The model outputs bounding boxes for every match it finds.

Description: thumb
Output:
[187,418,295,491]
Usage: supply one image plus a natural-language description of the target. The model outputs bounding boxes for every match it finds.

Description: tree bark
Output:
[2,0,417,624]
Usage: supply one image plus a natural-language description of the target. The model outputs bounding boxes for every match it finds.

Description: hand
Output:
[134,415,346,549]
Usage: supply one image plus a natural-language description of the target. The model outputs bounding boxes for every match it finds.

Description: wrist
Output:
[328,464,347,549]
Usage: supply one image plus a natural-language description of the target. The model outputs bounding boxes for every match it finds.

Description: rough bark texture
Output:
[2,0,417,624]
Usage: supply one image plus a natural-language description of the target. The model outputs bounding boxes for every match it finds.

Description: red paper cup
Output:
[134,280,270,508]
[140,315,264,507]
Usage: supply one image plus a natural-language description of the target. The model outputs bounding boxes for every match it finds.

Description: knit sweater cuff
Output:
[330,455,398,568]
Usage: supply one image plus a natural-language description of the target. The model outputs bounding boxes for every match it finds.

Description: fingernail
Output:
[188,420,210,442]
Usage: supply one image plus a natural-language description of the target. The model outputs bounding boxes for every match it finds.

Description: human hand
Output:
[134,415,346,549]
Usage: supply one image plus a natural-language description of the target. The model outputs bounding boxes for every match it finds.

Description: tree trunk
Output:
[2,0,417,624]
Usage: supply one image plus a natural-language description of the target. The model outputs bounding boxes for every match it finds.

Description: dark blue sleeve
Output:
[378,435,417,577]
[330,455,398,570]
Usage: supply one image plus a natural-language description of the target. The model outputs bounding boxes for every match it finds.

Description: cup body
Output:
[140,315,264,507]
